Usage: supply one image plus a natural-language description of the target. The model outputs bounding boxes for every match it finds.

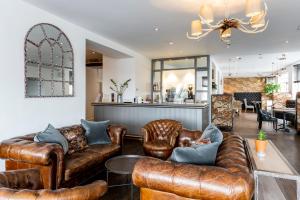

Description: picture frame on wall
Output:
[202,76,208,87]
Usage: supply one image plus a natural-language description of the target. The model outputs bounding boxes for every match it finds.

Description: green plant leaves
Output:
[257,130,267,140]
[264,83,280,95]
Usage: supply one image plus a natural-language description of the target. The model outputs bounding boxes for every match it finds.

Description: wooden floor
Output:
[101,112,300,200]
[234,112,299,200]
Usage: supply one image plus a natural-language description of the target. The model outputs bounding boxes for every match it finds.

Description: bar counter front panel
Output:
[93,103,209,137]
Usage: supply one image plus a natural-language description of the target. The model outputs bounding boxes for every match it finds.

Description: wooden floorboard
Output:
[234,112,299,200]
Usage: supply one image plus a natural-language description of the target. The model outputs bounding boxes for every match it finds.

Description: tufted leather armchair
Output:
[0,168,107,200]
[142,119,182,160]
[133,135,254,200]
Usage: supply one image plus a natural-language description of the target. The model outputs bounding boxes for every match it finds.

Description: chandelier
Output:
[187,0,269,45]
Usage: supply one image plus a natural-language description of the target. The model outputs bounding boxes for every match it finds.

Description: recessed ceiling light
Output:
[285,40,289,44]
[169,42,174,45]
[154,27,159,31]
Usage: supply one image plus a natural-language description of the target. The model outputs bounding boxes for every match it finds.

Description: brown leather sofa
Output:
[133,131,254,200]
[142,119,182,160]
[0,168,107,200]
[0,124,126,189]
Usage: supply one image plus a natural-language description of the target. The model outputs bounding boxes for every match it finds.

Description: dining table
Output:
[273,108,296,132]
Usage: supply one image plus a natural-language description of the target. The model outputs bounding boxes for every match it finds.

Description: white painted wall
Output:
[102,55,151,102]
[86,68,102,120]
[0,0,151,170]
[135,56,152,98]
[102,56,136,102]
[211,58,224,94]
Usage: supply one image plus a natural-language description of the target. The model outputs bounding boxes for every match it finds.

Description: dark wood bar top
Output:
[92,102,208,109]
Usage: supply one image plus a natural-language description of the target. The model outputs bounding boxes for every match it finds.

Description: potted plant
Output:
[264,83,280,95]
[255,130,268,157]
[110,79,131,103]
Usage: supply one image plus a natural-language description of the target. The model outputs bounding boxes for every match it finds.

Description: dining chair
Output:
[243,98,255,112]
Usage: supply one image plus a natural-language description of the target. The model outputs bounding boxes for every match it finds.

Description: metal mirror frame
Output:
[25,23,74,98]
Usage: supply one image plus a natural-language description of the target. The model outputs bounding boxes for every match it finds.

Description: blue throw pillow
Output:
[170,142,220,165]
[201,124,223,143]
[170,124,223,165]
[81,119,111,145]
[34,124,69,154]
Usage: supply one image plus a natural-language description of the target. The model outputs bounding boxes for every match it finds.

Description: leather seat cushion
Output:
[143,141,172,151]
[64,144,120,181]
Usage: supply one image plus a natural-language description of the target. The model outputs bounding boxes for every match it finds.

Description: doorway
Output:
[85,48,103,120]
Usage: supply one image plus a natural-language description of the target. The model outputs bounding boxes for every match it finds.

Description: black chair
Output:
[256,103,278,131]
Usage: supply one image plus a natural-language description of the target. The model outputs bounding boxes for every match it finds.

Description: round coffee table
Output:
[105,155,144,200]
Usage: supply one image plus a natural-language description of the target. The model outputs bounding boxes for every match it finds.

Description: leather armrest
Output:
[178,129,203,147]
[0,180,107,200]
[0,137,64,186]
[133,157,253,200]
[0,169,42,190]
[142,128,150,143]
[107,125,127,146]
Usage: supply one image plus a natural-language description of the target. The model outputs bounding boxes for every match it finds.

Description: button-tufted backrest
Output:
[143,119,182,142]
[216,135,251,175]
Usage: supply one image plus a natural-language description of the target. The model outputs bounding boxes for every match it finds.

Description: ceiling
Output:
[220,52,300,77]
[86,48,102,63]
[24,0,300,76]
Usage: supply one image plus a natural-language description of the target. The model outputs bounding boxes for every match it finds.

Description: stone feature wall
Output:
[211,94,233,131]
[224,77,266,94]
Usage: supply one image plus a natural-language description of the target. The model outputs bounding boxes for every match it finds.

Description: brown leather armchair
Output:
[0,168,107,200]
[133,135,254,200]
[142,119,182,160]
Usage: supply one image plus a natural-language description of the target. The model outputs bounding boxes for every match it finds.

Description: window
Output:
[292,65,300,97]
[277,73,289,93]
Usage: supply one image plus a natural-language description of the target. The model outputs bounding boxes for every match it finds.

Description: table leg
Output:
[254,172,259,200]
[297,178,300,200]
[283,113,290,132]
[130,181,134,200]
[106,170,109,186]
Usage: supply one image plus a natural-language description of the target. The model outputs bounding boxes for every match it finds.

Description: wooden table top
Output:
[245,138,298,175]
[273,108,296,114]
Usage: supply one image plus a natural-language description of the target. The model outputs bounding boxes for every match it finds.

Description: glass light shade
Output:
[200,4,214,23]
[245,0,262,17]
[191,20,202,36]
[220,28,231,38]
[250,11,265,28]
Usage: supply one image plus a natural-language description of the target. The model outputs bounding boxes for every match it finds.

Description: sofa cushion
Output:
[170,124,223,165]
[59,125,88,155]
[34,124,69,154]
[64,144,120,181]
[81,119,111,145]
[200,124,223,143]
[170,141,221,165]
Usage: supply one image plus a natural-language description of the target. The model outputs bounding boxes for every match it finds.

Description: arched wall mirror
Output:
[25,23,74,97]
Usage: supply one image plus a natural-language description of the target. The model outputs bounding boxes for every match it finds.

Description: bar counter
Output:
[93,102,209,137]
